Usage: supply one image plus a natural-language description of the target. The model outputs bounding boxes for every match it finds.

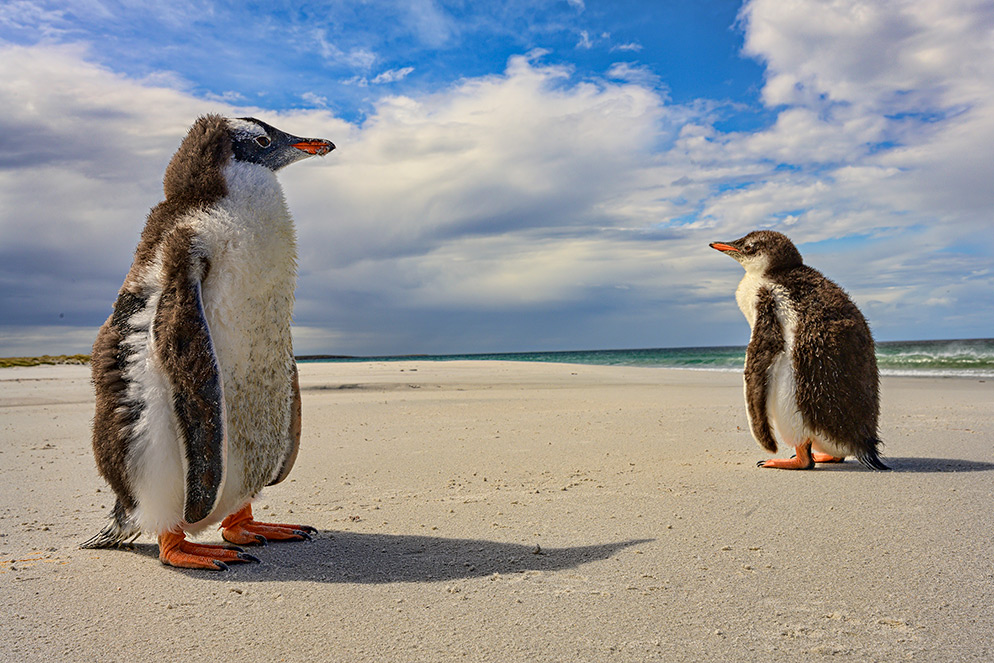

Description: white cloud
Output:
[576,30,593,49]
[313,28,378,71]
[732,0,994,244]
[741,0,994,112]
[301,91,329,106]
[287,54,673,273]
[344,47,378,70]
[607,62,662,88]
[345,66,416,88]
[2,0,994,355]
[0,1,70,38]
[372,66,415,84]
[402,0,457,47]
[0,42,216,251]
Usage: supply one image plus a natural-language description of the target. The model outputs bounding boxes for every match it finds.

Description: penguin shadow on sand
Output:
[119,533,652,581]
[874,456,994,474]
[766,455,994,474]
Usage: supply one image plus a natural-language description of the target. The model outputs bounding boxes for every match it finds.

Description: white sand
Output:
[2,361,992,662]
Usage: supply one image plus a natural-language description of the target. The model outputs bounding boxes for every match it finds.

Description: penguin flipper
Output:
[268,360,301,487]
[744,287,783,453]
[153,235,226,525]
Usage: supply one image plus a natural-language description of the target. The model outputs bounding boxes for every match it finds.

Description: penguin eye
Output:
[743,243,755,254]
[255,135,272,148]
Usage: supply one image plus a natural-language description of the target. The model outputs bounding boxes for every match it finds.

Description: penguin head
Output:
[710,230,803,275]
[227,117,335,171]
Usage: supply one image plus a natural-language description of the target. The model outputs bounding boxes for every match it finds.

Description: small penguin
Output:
[82,115,335,569]
[710,230,889,470]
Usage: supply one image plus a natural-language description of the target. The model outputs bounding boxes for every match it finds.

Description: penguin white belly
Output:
[766,350,809,447]
[761,291,848,458]
[197,162,298,526]
[766,354,848,457]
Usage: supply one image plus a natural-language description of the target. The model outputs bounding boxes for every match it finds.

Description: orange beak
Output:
[292,139,335,156]
[709,242,740,253]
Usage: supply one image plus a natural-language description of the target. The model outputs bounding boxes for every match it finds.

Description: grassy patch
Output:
[0,354,91,368]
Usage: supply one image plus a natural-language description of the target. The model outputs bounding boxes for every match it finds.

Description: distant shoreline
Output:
[4,337,992,377]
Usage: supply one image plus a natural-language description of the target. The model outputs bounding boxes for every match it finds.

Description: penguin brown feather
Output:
[711,230,888,470]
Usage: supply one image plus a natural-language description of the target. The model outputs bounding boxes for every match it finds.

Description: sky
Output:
[1,0,992,357]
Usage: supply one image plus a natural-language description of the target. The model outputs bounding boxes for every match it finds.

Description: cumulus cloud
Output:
[0,43,340,352]
[710,0,994,336]
[2,0,993,356]
[733,0,994,240]
[741,0,992,112]
[0,43,218,326]
[288,54,674,269]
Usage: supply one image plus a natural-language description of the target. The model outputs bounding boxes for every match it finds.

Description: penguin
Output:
[709,230,889,471]
[82,115,335,569]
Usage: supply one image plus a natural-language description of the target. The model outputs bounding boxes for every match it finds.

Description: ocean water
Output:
[301,338,994,378]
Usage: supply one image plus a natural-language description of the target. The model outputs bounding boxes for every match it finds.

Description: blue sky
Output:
[4,1,767,122]
[1,0,992,356]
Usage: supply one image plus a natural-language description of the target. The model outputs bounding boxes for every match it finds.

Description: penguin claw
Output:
[158,532,257,571]
[237,552,262,564]
[757,456,816,470]
[220,504,315,545]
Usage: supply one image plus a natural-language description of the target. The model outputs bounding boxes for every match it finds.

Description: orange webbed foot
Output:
[757,456,816,469]
[158,531,260,571]
[220,504,316,546]
[812,452,846,463]
[758,441,815,470]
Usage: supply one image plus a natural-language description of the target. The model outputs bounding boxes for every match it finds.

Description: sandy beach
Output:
[2,360,992,662]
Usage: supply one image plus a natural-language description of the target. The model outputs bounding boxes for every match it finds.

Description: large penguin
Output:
[710,230,889,471]
[82,115,335,569]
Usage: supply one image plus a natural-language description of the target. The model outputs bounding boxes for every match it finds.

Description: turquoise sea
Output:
[300,338,994,379]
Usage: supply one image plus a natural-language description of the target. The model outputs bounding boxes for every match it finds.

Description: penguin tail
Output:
[80,500,142,549]
[855,439,890,471]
